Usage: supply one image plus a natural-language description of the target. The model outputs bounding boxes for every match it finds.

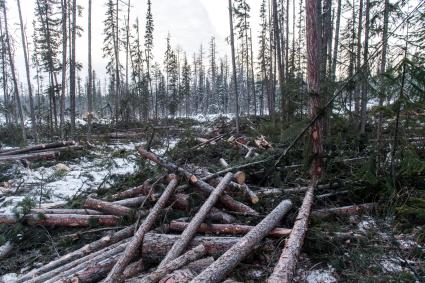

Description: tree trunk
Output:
[139,245,207,283]
[169,221,291,238]
[17,0,37,142]
[155,258,214,283]
[87,0,93,140]
[69,0,77,137]
[0,141,75,156]
[113,196,147,208]
[228,0,240,133]
[191,199,292,283]
[60,0,67,139]
[354,0,363,118]
[331,0,342,81]
[158,173,234,268]
[84,198,133,217]
[104,176,178,283]
[30,209,102,215]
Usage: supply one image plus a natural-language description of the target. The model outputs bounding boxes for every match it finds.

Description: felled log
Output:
[0,151,58,163]
[105,175,178,283]
[157,257,214,283]
[191,199,293,283]
[113,196,147,208]
[84,197,133,217]
[158,173,234,268]
[168,221,291,238]
[139,245,207,283]
[253,182,339,197]
[219,158,229,168]
[31,209,103,215]
[0,241,13,260]
[0,141,75,156]
[18,226,135,282]
[311,203,377,218]
[138,147,258,216]
[267,185,315,283]
[168,193,190,211]
[0,213,119,227]
[233,171,246,184]
[29,233,241,283]
[111,181,154,200]
[207,208,236,224]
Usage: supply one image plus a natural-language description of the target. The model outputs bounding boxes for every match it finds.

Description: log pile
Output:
[0,141,80,163]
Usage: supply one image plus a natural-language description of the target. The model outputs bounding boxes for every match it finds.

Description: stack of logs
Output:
[3,147,375,283]
[0,141,79,164]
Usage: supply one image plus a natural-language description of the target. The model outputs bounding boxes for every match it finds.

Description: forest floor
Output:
[0,114,424,282]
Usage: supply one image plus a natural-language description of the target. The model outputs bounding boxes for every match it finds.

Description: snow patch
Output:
[306,266,337,283]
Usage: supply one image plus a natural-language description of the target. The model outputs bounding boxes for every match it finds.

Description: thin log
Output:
[113,196,147,208]
[191,199,293,283]
[138,147,258,216]
[312,203,376,218]
[0,141,76,156]
[0,213,119,227]
[157,257,215,283]
[84,197,133,217]
[18,226,135,282]
[0,151,58,163]
[267,184,316,283]
[158,173,234,268]
[31,209,103,215]
[104,175,178,283]
[169,221,291,238]
[111,180,154,200]
[139,245,207,283]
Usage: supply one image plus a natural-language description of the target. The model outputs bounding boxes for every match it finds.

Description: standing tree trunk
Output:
[87,0,93,140]
[354,0,363,118]
[331,0,341,81]
[360,0,370,134]
[272,0,286,124]
[69,0,77,137]
[2,1,26,142]
[60,0,67,139]
[228,0,240,133]
[17,0,37,142]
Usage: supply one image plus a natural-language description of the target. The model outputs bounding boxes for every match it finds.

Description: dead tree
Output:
[191,199,292,283]
[104,175,178,283]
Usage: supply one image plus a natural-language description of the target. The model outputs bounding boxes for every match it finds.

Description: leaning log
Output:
[158,173,234,268]
[139,245,207,283]
[267,185,315,283]
[84,197,133,217]
[18,226,135,282]
[0,213,119,227]
[104,175,178,283]
[168,221,291,238]
[138,147,258,216]
[191,199,293,283]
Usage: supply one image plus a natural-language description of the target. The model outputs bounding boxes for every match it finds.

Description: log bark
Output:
[158,173,234,268]
[104,175,178,283]
[207,208,236,224]
[31,209,103,215]
[84,197,133,217]
[139,245,207,283]
[0,141,75,156]
[111,181,154,200]
[191,199,292,283]
[312,203,376,218]
[113,196,148,208]
[19,226,135,282]
[27,233,241,283]
[157,257,214,283]
[0,151,58,163]
[0,214,119,227]
[169,221,291,238]
[267,184,316,283]
[138,147,258,216]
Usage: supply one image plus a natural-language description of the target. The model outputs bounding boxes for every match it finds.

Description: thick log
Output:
[267,185,316,283]
[104,175,179,283]
[207,208,236,224]
[169,221,291,238]
[168,193,190,211]
[18,226,135,282]
[29,233,241,283]
[0,241,13,260]
[191,199,293,283]
[113,196,147,208]
[111,181,154,200]
[0,141,75,156]
[0,213,119,227]
[312,203,376,218]
[233,171,246,184]
[139,245,207,283]
[138,147,258,216]
[31,209,103,215]
[0,151,57,163]
[84,197,133,217]
[157,257,214,283]
[158,173,234,268]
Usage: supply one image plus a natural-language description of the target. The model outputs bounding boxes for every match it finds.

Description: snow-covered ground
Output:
[0,139,179,213]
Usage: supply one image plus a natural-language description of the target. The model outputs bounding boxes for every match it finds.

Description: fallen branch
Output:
[168,221,291,238]
[158,173,234,268]
[191,199,292,283]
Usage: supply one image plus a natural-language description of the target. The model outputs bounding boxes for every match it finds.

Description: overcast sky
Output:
[6,0,262,84]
